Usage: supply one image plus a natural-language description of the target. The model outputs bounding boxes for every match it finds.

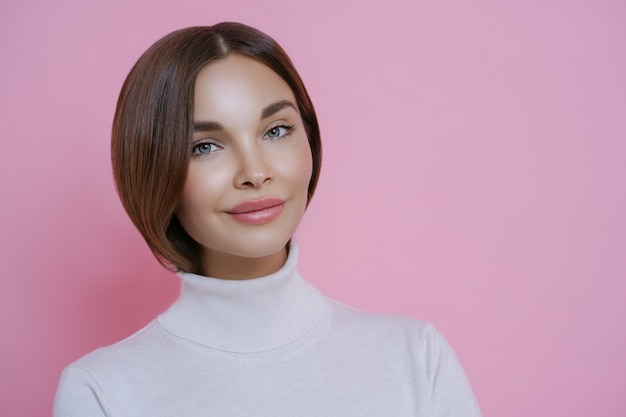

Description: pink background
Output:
[1,0,625,415]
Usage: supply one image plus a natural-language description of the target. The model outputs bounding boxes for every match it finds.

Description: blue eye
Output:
[265,124,295,139]
[192,142,219,155]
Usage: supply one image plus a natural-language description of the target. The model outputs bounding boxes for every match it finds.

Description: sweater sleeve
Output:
[53,366,112,417]
[422,324,482,417]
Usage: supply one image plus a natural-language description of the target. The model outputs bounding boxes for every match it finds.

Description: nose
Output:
[233,143,273,189]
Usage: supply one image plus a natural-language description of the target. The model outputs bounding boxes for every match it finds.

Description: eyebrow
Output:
[261,100,298,119]
[193,100,297,132]
[193,120,223,132]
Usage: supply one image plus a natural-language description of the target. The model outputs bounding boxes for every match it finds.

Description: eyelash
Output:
[264,123,296,140]
[191,123,296,156]
[191,141,220,156]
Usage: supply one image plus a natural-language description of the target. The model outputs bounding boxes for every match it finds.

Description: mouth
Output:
[225,198,286,224]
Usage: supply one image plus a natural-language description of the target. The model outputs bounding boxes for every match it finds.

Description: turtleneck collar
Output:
[157,243,327,353]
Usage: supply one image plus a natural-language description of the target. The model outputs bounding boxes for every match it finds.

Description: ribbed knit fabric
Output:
[158,244,326,354]
[54,243,482,417]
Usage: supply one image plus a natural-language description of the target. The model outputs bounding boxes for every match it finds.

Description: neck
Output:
[159,242,329,353]
[200,245,288,280]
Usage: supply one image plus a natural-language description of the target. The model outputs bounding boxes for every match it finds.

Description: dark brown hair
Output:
[111,22,322,274]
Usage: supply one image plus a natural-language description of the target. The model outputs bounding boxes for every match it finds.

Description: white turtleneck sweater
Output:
[54,244,482,416]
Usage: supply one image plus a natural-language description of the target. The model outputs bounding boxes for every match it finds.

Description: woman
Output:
[54,22,482,416]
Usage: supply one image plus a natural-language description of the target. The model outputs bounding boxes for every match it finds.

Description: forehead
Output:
[193,54,297,121]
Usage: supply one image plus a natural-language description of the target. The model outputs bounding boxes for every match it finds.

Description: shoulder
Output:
[326,298,447,351]
[64,320,165,377]
[325,300,482,415]
[328,298,438,332]
[54,320,167,416]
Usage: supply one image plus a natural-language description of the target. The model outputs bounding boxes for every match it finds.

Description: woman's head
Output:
[111,22,321,275]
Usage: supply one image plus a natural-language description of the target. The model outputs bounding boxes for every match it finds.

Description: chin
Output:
[203,230,293,260]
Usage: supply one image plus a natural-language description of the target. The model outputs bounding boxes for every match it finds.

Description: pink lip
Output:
[225,198,286,225]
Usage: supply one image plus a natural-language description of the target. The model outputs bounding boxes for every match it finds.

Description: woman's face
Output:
[176,54,313,279]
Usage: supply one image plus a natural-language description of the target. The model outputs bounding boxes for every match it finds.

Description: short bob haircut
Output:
[111,22,322,275]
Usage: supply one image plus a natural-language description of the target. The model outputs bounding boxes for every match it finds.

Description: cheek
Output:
[287,140,314,190]
[177,168,220,218]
